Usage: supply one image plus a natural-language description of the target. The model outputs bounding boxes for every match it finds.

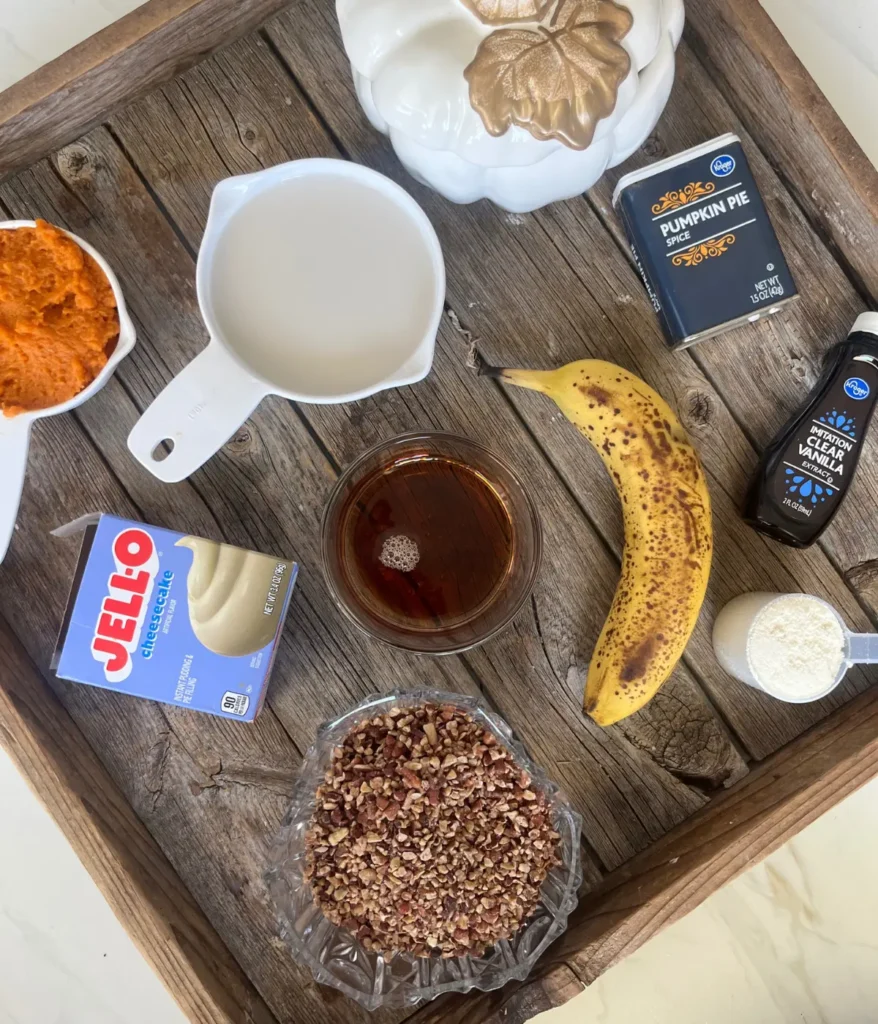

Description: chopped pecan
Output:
[303,703,560,958]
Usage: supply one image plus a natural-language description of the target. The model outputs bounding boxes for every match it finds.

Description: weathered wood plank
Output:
[0,616,278,1024]
[560,682,878,978]
[0,0,293,180]
[0,142,480,742]
[683,0,878,302]
[262,1,875,759]
[105,33,751,854]
[408,671,878,1024]
[409,963,585,1024]
[0,7,872,1022]
[1,111,717,1012]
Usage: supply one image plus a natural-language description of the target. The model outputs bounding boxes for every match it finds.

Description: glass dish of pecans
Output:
[266,690,583,1009]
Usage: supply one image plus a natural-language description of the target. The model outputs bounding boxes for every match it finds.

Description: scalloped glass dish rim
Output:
[265,689,584,1010]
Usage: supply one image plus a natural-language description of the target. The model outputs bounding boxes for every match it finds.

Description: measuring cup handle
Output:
[127,343,268,483]
[846,633,878,664]
[0,417,31,563]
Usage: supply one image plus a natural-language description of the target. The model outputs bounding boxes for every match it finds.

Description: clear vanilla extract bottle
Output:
[744,313,878,547]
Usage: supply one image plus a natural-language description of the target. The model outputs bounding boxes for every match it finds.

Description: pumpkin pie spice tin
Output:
[613,133,798,349]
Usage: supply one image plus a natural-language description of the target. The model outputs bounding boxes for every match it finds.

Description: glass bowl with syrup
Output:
[321,432,542,654]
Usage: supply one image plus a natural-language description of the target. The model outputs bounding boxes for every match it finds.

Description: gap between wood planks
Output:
[577,202,878,635]
[0,184,433,1024]
[3,187,308,773]
[6,124,699,968]
[443,300,750,774]
[0,10,872,1024]
[259,0,877,757]
[1,0,858,890]
[0,616,280,1024]
[577,55,878,636]
[407,679,878,1024]
[680,1,878,309]
[87,33,741,837]
[0,149,634,1024]
[81,1,870,803]
[250,17,754,764]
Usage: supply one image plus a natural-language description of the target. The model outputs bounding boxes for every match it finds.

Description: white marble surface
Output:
[0,0,148,93]
[538,775,878,1024]
[0,746,188,1024]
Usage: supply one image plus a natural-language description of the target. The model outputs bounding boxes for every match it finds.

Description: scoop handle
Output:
[846,633,878,664]
[127,342,267,483]
[0,417,30,563]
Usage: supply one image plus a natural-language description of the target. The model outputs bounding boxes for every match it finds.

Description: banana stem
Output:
[478,364,554,395]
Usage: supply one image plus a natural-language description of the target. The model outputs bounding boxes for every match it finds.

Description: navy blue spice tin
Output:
[613,133,798,350]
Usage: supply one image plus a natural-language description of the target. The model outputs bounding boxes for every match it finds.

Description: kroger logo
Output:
[844,377,870,400]
[710,154,735,177]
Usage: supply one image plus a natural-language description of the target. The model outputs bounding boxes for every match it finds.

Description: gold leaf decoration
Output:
[671,234,737,268]
[460,0,555,24]
[651,182,716,215]
[464,0,634,150]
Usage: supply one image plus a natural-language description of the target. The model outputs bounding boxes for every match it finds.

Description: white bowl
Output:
[0,221,137,562]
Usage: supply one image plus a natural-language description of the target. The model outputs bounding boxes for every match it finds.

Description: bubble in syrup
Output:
[379,534,420,572]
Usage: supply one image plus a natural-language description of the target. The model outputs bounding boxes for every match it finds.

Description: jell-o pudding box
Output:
[53,514,297,720]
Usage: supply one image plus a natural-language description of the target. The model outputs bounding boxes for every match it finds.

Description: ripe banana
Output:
[484,359,712,726]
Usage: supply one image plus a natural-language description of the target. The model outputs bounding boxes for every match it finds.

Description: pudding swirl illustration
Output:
[176,536,289,656]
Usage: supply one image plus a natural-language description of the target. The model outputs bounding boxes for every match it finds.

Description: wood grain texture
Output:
[105,32,750,855]
[0,616,277,1024]
[561,682,878,978]
[0,403,389,1024]
[592,45,878,593]
[0,174,448,1024]
[0,3,874,1023]
[264,1,876,760]
[10,119,702,875]
[408,963,584,1024]
[0,0,292,180]
[407,678,878,1024]
[683,0,878,302]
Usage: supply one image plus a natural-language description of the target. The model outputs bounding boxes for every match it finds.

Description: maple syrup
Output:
[338,454,513,631]
[322,434,542,653]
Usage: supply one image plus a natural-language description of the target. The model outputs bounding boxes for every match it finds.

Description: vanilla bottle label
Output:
[772,359,878,526]
[744,319,878,547]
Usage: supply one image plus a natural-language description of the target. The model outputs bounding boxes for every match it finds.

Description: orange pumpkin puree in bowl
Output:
[0,219,119,417]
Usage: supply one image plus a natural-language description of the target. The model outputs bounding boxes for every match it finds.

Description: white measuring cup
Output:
[127,158,445,484]
[0,221,136,564]
[713,592,878,703]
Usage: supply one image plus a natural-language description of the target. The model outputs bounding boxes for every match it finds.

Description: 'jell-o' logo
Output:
[91,528,158,681]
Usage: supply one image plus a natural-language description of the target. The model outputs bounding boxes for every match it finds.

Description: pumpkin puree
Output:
[0,219,119,416]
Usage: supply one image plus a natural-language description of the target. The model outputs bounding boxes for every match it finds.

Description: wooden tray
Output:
[0,0,291,179]
[1,1,877,1022]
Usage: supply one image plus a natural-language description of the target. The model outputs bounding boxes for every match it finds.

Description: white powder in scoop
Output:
[747,595,846,698]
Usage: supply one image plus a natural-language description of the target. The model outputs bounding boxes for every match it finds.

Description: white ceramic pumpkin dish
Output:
[337,0,685,211]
